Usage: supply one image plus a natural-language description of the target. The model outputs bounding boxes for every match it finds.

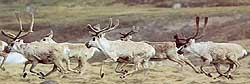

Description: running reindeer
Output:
[0,40,8,70]
[119,26,139,41]
[85,18,156,78]
[1,13,77,79]
[179,16,248,79]
[40,30,98,75]
[119,26,201,74]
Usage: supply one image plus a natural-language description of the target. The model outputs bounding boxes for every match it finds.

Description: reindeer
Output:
[85,18,156,78]
[0,40,8,70]
[0,40,27,66]
[39,30,98,74]
[179,16,248,79]
[0,13,77,79]
[119,26,200,74]
[119,26,139,41]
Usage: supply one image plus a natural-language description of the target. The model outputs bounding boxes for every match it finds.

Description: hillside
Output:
[0,0,250,43]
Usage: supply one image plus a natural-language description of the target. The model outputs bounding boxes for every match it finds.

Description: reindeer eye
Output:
[10,43,14,46]
[43,39,46,41]
[16,39,20,42]
[92,38,96,41]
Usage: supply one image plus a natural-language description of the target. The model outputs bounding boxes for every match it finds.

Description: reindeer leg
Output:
[22,61,30,78]
[223,57,240,79]
[29,60,43,77]
[223,63,235,79]
[200,58,213,77]
[0,56,7,71]
[214,63,227,79]
[179,54,201,73]
[121,62,140,79]
[142,59,150,76]
[224,64,234,75]
[120,57,143,79]
[168,56,184,72]
[229,58,240,73]
[115,62,128,74]
[65,59,78,73]
[39,64,58,79]
[73,59,82,71]
[100,61,105,78]
[54,59,67,74]
[74,56,86,75]
[226,64,235,80]
[79,57,87,75]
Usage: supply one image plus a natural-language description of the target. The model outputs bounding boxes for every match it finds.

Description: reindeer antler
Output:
[195,17,208,39]
[186,16,208,40]
[100,19,119,34]
[18,13,34,39]
[88,18,119,36]
[187,16,200,40]
[1,13,34,41]
[120,26,139,38]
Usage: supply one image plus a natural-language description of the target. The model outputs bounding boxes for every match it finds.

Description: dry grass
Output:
[1,56,250,84]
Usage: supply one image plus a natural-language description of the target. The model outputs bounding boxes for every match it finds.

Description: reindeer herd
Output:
[0,12,249,80]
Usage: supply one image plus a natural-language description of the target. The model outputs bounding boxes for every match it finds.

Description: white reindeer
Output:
[119,26,200,73]
[1,13,77,79]
[179,16,248,79]
[85,18,156,78]
[39,30,98,74]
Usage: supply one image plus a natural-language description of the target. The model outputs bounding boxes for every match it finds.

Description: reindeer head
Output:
[85,18,119,49]
[0,13,34,70]
[178,16,208,47]
[119,26,139,41]
[40,30,56,43]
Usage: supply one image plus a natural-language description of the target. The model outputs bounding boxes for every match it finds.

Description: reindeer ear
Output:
[45,30,53,38]
[19,39,24,43]
[99,33,105,38]
[48,30,54,38]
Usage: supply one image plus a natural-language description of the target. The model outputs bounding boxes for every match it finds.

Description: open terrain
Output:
[0,0,250,84]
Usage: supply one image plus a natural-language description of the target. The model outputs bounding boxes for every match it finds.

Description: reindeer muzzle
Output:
[85,42,92,48]
[3,46,12,54]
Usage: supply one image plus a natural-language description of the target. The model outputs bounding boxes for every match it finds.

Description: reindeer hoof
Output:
[39,72,45,77]
[100,73,105,78]
[207,73,213,77]
[39,76,45,79]
[227,75,233,80]
[124,70,128,73]
[197,71,202,74]
[214,74,224,79]
[121,69,128,74]
[120,75,125,79]
[23,73,27,78]
[1,67,5,71]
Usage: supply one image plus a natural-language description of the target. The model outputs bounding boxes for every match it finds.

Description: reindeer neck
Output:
[13,43,29,54]
[186,41,213,56]
[97,38,119,61]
